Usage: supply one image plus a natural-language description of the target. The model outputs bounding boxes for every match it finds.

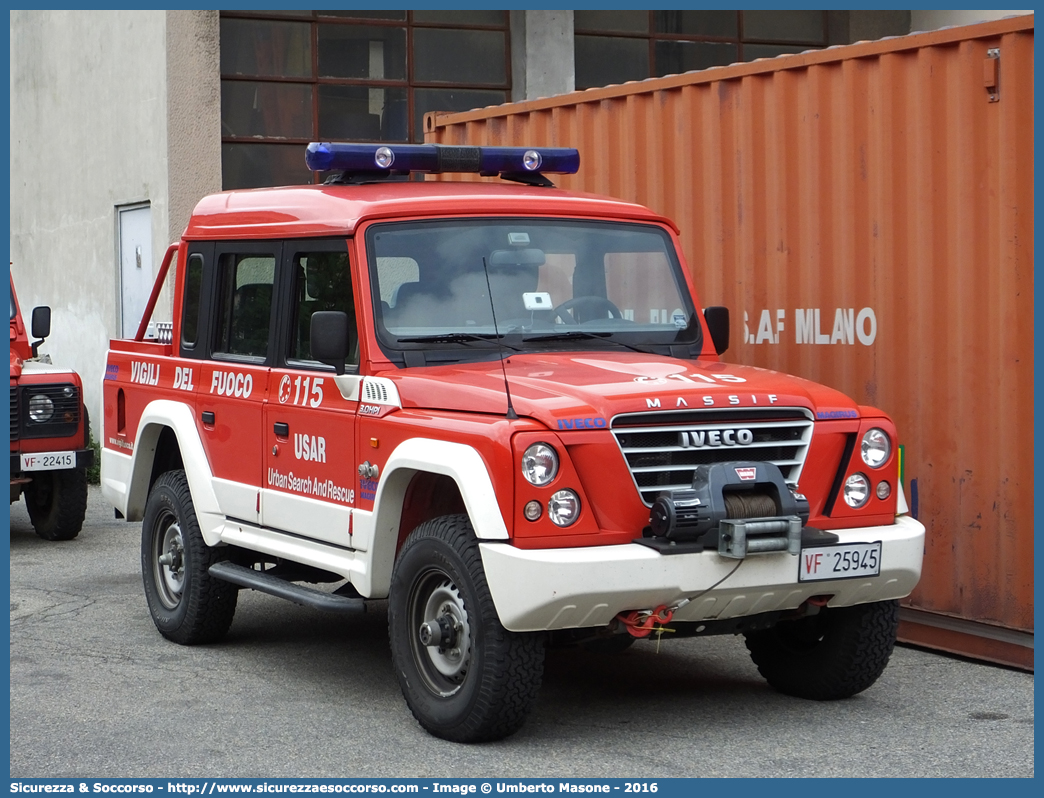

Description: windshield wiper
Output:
[522,330,657,355]
[396,332,523,350]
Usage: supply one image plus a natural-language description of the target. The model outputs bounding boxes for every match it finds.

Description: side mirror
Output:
[703,306,729,356]
[30,306,51,358]
[310,310,348,375]
[31,306,51,340]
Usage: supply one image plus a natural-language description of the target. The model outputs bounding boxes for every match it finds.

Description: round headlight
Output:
[522,443,558,486]
[28,394,55,423]
[861,428,892,468]
[548,489,581,527]
[843,473,870,508]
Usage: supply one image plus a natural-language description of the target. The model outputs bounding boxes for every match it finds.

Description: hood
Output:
[385,352,859,427]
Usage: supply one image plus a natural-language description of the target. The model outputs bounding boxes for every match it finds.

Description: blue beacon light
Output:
[305,142,580,176]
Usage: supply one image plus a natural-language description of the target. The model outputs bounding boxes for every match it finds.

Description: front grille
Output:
[10,386,18,442]
[16,383,81,440]
[612,408,814,505]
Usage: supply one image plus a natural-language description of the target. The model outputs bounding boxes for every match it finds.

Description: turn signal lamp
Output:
[305,142,580,176]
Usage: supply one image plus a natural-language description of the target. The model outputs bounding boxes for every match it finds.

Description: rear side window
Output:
[213,253,276,359]
[181,254,204,348]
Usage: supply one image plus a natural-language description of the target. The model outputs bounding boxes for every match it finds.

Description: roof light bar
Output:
[305,142,580,176]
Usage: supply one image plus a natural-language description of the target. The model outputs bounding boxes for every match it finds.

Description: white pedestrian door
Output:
[118,204,153,338]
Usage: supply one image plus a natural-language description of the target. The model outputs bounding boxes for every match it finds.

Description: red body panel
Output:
[107,180,903,549]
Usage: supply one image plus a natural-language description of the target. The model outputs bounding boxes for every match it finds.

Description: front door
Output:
[261,240,359,547]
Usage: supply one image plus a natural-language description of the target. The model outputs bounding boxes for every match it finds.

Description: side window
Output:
[180,254,204,349]
[288,250,358,371]
[213,253,276,359]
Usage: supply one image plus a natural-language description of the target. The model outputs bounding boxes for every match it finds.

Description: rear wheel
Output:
[141,470,237,644]
[744,599,899,700]
[388,515,545,742]
[24,467,87,541]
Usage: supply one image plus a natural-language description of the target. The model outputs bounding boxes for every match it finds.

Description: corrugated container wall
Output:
[427,17,1034,668]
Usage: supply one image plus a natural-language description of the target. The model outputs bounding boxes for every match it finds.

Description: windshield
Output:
[367,219,700,363]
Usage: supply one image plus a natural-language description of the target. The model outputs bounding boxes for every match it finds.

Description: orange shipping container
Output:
[426,16,1034,669]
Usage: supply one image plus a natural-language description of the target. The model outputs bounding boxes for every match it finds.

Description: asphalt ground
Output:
[8,487,1034,778]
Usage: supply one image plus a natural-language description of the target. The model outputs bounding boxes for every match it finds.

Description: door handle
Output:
[274,422,289,437]
[201,411,215,425]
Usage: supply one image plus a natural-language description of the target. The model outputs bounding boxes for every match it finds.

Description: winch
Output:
[640,461,812,558]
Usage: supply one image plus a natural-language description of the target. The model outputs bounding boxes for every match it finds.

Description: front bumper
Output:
[479,515,925,632]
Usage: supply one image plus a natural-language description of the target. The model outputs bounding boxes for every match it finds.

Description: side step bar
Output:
[208,561,366,614]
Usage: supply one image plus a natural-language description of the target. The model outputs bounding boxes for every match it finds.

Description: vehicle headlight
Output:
[522,443,558,486]
[548,489,581,526]
[861,428,891,468]
[843,473,870,508]
[28,394,54,423]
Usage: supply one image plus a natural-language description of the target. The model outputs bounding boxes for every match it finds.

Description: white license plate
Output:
[799,542,881,582]
[20,451,76,471]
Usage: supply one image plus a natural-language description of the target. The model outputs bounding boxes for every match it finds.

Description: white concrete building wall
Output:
[10,10,221,435]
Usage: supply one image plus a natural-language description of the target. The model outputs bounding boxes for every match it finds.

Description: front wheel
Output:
[141,470,238,645]
[388,515,545,742]
[24,467,87,541]
[744,599,900,700]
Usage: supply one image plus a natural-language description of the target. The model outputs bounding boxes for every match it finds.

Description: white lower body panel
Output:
[479,515,925,632]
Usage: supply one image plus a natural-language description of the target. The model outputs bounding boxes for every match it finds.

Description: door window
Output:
[213,253,277,360]
[287,249,358,372]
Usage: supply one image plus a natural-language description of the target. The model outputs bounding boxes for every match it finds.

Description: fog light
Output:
[548,490,580,527]
[843,473,870,508]
[524,501,542,521]
[28,394,54,423]
[876,481,891,500]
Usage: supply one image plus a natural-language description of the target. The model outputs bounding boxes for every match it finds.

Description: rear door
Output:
[261,239,360,547]
[197,242,279,524]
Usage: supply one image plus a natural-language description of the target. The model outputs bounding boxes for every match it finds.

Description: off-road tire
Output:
[744,599,900,700]
[141,470,238,645]
[388,514,545,743]
[24,467,88,541]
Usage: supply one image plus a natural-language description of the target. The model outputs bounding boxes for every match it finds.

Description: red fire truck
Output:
[101,143,924,742]
[10,275,92,540]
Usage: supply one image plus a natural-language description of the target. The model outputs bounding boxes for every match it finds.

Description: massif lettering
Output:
[743,307,878,346]
[645,394,777,408]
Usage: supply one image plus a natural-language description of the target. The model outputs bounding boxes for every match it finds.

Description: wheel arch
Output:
[102,399,222,544]
[354,438,508,598]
